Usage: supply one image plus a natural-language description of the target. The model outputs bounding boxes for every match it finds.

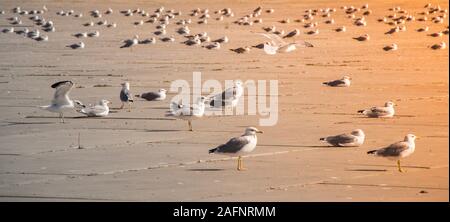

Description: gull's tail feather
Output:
[367,150,377,155]
[358,109,365,113]
[319,137,326,141]
[209,148,217,154]
[322,82,329,85]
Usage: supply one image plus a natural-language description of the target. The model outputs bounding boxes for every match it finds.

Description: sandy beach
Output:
[0,0,448,201]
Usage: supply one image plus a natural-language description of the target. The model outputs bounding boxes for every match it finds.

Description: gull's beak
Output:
[416,136,420,140]
[257,130,263,134]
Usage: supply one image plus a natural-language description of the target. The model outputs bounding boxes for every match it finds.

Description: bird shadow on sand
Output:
[347,164,430,172]
[187,168,225,172]
[4,121,56,126]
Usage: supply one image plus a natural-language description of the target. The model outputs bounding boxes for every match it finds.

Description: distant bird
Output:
[320,129,365,147]
[137,89,167,101]
[335,26,346,32]
[358,101,396,118]
[73,32,88,38]
[429,32,443,37]
[209,80,243,108]
[166,96,208,131]
[78,99,111,117]
[230,46,251,54]
[383,43,398,51]
[213,36,229,43]
[209,127,263,171]
[430,42,446,50]
[120,82,134,111]
[353,34,370,41]
[367,134,418,172]
[283,29,300,38]
[323,76,351,87]
[417,27,429,32]
[39,81,82,123]
[121,35,139,49]
[67,42,85,49]
[88,31,100,37]
[205,42,221,50]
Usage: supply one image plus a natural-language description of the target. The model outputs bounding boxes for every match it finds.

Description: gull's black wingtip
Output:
[51,80,72,88]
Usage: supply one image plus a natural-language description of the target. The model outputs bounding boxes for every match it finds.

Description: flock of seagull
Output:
[2,3,447,172]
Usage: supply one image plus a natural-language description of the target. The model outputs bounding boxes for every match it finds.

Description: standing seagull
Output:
[320,129,365,147]
[209,127,263,171]
[120,82,134,111]
[209,80,243,108]
[358,101,396,118]
[166,96,208,131]
[136,89,167,101]
[78,99,111,117]
[40,81,81,123]
[367,134,418,172]
[323,76,351,87]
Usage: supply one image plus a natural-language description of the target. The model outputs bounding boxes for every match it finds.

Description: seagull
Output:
[323,76,351,87]
[230,46,251,54]
[209,127,263,171]
[205,42,221,49]
[39,81,81,123]
[383,43,398,51]
[165,96,208,131]
[320,129,365,147]
[417,26,429,32]
[121,35,139,49]
[120,82,134,111]
[140,37,156,44]
[353,34,370,41]
[88,31,100,37]
[78,99,111,117]
[136,89,167,101]
[335,26,346,32]
[257,33,313,55]
[367,134,417,172]
[431,42,446,49]
[213,36,229,43]
[209,80,243,108]
[73,32,88,38]
[67,42,85,49]
[283,29,300,38]
[358,101,396,118]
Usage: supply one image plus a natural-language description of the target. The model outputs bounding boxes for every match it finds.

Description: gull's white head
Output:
[342,76,352,80]
[99,99,111,106]
[404,134,417,142]
[385,101,395,107]
[197,96,208,104]
[234,80,243,87]
[244,127,264,135]
[351,129,365,137]
[121,82,130,89]
[159,88,167,94]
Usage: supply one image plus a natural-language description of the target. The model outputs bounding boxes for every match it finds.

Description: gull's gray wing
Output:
[375,141,409,157]
[140,92,160,101]
[324,79,346,86]
[51,81,74,106]
[326,134,357,146]
[369,106,390,115]
[120,88,133,102]
[214,136,250,154]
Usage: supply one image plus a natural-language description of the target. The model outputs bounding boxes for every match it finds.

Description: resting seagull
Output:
[209,80,243,108]
[209,127,263,171]
[320,129,365,147]
[120,82,134,111]
[323,76,351,87]
[166,96,208,131]
[78,99,111,117]
[39,81,83,123]
[136,89,167,101]
[257,33,313,54]
[367,134,417,172]
[358,101,395,118]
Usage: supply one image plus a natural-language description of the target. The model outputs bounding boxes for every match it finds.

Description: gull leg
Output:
[397,160,404,173]
[59,113,63,123]
[188,120,193,131]
[237,156,246,171]
[120,102,124,109]
[128,103,131,112]
[237,156,241,171]
[61,113,65,123]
